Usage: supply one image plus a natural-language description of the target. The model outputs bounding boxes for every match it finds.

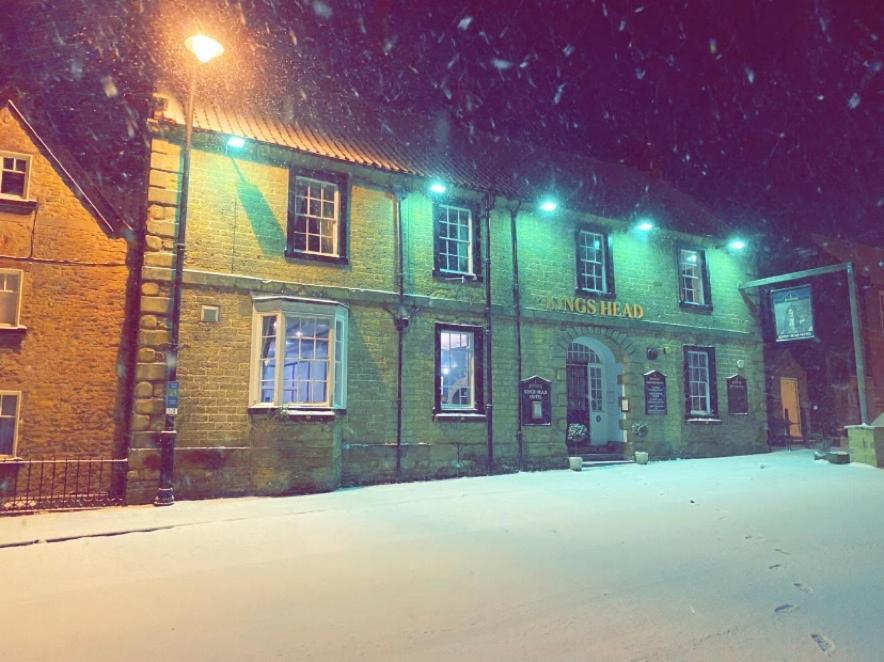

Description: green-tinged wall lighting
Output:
[636,218,655,232]
[429,180,448,195]
[227,136,246,148]
[539,197,558,212]
[728,238,748,251]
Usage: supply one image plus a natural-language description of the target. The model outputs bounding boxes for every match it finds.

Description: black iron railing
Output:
[0,458,127,514]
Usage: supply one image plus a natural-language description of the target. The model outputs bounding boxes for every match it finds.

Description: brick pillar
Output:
[126,136,181,504]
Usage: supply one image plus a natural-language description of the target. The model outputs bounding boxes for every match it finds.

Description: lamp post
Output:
[154,34,224,507]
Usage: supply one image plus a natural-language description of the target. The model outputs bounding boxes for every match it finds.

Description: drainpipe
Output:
[483,193,495,474]
[393,187,409,480]
[509,200,524,470]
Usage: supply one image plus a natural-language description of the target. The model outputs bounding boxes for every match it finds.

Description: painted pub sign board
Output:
[520,376,552,426]
[644,371,667,415]
[772,284,815,342]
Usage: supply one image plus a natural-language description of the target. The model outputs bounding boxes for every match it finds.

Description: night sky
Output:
[3,0,882,244]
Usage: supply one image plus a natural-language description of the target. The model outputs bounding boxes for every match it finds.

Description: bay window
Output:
[251,298,348,410]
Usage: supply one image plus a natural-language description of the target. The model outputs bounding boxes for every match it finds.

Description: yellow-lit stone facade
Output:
[127,124,768,503]
[0,105,134,470]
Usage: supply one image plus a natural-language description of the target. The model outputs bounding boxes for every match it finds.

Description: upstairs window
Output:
[0,392,20,456]
[0,153,30,200]
[251,298,348,410]
[0,269,22,327]
[683,346,718,418]
[287,170,348,262]
[576,225,615,297]
[435,324,484,413]
[433,201,481,279]
[678,246,712,310]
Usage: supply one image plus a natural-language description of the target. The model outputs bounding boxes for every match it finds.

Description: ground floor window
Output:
[0,269,22,327]
[250,297,348,410]
[683,346,718,418]
[435,324,484,413]
[0,392,20,456]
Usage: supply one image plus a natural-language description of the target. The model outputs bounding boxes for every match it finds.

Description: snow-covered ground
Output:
[2,450,883,661]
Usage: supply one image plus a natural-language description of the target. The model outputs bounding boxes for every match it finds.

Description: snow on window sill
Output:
[0,325,27,332]
[433,411,486,422]
[686,417,722,424]
[248,404,342,420]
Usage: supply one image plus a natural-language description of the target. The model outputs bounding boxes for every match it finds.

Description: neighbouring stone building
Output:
[760,234,883,446]
[126,90,768,503]
[0,96,136,495]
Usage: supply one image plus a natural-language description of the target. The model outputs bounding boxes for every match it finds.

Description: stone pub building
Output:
[126,92,767,503]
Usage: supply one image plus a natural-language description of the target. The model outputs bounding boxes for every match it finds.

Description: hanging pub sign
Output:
[520,375,552,426]
[771,284,815,342]
[726,374,749,415]
[644,370,667,415]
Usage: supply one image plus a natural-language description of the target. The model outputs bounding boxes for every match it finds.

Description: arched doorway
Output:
[565,337,624,455]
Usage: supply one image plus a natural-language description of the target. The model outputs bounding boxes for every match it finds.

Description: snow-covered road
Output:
[2,450,882,661]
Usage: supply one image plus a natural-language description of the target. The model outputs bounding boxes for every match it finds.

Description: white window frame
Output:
[679,248,706,305]
[686,349,712,416]
[0,268,23,328]
[577,229,608,294]
[436,203,474,276]
[291,175,340,257]
[249,297,348,411]
[0,391,21,457]
[0,152,31,201]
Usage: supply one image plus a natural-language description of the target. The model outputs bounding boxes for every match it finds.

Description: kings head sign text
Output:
[541,296,645,320]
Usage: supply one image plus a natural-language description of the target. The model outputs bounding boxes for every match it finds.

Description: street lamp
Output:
[155,33,224,507]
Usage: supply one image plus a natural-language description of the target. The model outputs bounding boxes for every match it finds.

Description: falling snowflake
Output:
[458,16,473,31]
[563,44,575,57]
[709,38,717,54]
[491,58,514,70]
[635,68,646,80]
[553,83,566,104]
[101,75,118,98]
[312,1,332,19]
[847,92,861,109]
[745,66,755,84]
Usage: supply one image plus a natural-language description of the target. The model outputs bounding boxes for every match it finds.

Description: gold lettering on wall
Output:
[541,296,646,320]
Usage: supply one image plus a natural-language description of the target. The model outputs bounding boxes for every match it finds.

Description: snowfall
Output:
[1,450,883,661]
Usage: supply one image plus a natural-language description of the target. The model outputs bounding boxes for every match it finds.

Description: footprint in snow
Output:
[775,548,790,555]
[769,563,782,570]
[811,633,835,655]
[794,582,814,593]
[774,603,799,614]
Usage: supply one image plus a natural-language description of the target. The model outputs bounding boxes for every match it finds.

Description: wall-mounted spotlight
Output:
[226,136,246,149]
[539,197,558,213]
[635,218,655,232]
[727,238,748,251]
[429,180,448,195]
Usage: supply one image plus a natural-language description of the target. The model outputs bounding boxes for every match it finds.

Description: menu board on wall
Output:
[727,374,749,414]
[644,371,667,415]
[520,376,552,426]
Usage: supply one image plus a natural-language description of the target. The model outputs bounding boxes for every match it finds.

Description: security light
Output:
[429,180,448,194]
[636,219,655,232]
[226,136,246,148]
[728,238,747,251]
[539,197,558,212]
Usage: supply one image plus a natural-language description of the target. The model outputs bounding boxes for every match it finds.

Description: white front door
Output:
[588,363,610,445]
